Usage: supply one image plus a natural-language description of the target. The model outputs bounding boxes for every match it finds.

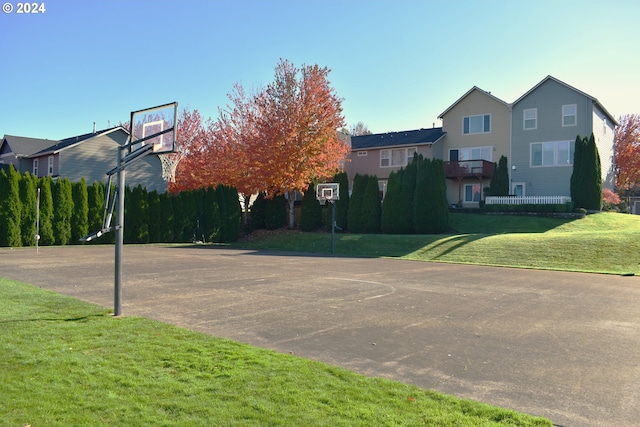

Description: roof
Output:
[512,75,619,126]
[351,127,446,150]
[1,135,55,158]
[28,126,128,157]
[438,86,510,119]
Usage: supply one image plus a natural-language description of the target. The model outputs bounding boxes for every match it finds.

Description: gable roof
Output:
[28,126,128,157]
[513,75,618,125]
[351,127,445,150]
[438,86,510,119]
[1,135,55,158]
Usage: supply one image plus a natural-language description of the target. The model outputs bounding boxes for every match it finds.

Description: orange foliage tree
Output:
[614,114,640,193]
[170,108,213,193]
[256,59,348,228]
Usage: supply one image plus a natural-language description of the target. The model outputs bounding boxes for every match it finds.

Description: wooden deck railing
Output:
[444,160,494,179]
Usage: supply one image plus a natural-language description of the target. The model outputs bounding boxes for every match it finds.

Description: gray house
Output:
[510,76,617,198]
[0,127,167,192]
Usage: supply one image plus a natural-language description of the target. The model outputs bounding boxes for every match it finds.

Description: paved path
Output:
[2,245,640,426]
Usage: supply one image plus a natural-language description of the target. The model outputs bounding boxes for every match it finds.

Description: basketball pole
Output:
[114,145,125,316]
[331,200,336,256]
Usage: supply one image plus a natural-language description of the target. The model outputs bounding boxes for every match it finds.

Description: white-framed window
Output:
[530,140,574,167]
[463,114,491,134]
[562,104,577,127]
[47,156,54,175]
[523,108,537,130]
[357,151,368,157]
[33,159,39,176]
[464,183,481,203]
[380,147,417,168]
[449,146,493,162]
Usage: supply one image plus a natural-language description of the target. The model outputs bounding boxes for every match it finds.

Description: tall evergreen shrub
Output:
[300,182,323,231]
[381,169,403,233]
[0,166,22,247]
[347,173,368,233]
[264,194,287,230]
[38,177,55,245]
[53,177,73,245]
[19,172,38,246]
[359,175,381,233]
[71,178,89,243]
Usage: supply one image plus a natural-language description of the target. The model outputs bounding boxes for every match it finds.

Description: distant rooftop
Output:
[351,127,445,150]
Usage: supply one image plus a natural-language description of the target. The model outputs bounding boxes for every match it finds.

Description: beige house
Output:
[438,87,511,207]
[345,127,446,197]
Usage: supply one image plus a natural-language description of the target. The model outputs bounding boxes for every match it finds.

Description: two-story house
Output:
[344,76,616,208]
[0,126,167,192]
[438,87,511,207]
[510,76,616,198]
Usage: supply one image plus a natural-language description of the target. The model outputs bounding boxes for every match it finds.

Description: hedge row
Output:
[0,165,241,247]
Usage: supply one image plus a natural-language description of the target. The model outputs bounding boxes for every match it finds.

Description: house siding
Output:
[58,130,167,192]
[511,78,610,197]
[440,89,511,206]
[593,106,616,189]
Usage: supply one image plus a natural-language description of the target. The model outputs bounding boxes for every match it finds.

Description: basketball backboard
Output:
[130,102,178,154]
[316,183,340,205]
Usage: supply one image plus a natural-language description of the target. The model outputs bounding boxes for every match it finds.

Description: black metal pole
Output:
[331,201,336,256]
[114,146,125,316]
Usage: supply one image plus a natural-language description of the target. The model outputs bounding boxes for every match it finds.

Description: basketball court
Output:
[1,244,639,427]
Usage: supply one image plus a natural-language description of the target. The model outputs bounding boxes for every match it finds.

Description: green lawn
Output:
[0,278,552,426]
[236,212,640,275]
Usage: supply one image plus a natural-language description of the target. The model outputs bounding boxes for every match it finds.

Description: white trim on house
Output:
[530,140,573,167]
[523,108,537,130]
[562,104,577,127]
[462,113,491,135]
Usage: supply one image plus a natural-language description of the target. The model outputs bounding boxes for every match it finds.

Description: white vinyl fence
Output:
[485,196,572,205]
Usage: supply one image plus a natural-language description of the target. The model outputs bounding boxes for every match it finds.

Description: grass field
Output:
[0,278,552,426]
[236,212,640,275]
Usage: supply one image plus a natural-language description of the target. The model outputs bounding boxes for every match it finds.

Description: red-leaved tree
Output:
[614,114,640,193]
[256,59,348,227]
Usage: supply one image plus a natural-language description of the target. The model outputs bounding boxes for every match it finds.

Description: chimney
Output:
[93,122,96,133]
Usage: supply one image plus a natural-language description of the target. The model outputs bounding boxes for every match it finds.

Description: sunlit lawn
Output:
[236,212,640,275]
[0,278,551,426]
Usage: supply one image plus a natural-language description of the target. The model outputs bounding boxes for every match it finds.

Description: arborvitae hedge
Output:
[381,169,402,233]
[300,182,323,232]
[360,175,382,233]
[0,168,242,247]
[264,194,287,230]
[347,173,369,233]
[488,155,509,196]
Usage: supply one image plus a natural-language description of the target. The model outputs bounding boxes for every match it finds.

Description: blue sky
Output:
[1,0,639,140]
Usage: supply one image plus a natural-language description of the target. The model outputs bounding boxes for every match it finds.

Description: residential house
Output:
[344,76,616,209]
[438,87,511,207]
[0,127,167,192]
[347,127,446,197]
[510,76,617,198]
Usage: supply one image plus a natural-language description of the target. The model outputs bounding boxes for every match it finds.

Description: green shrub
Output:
[300,182,322,232]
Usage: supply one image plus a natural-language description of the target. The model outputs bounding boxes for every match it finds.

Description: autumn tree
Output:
[614,114,640,193]
[257,59,348,228]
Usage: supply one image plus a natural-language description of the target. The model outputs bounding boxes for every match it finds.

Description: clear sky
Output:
[1,0,639,140]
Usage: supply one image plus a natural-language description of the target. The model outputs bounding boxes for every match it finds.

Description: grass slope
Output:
[237,212,640,275]
[1,278,551,426]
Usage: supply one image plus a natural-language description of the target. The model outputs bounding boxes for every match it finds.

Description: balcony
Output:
[444,160,494,179]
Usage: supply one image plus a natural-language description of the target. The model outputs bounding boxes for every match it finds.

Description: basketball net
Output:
[158,151,185,183]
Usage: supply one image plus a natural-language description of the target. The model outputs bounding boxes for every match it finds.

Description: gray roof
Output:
[29,126,127,157]
[351,127,445,150]
[1,135,55,158]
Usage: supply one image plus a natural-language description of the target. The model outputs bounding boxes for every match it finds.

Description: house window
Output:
[523,108,537,130]
[33,159,39,176]
[463,114,491,134]
[47,156,54,175]
[531,141,574,167]
[464,184,481,202]
[562,104,577,127]
[380,147,417,168]
[357,151,368,157]
[449,146,492,162]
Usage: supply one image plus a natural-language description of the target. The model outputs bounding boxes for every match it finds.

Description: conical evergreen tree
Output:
[381,169,403,233]
[413,156,431,234]
[396,159,417,233]
[488,156,509,196]
[360,175,381,233]
[583,133,602,210]
[38,177,55,245]
[71,178,89,244]
[0,166,22,247]
[348,173,368,233]
[19,172,38,246]
[300,182,323,231]
[570,135,584,207]
[53,177,73,245]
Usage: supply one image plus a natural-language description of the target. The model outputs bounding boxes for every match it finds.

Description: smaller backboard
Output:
[316,183,340,205]
[130,102,178,154]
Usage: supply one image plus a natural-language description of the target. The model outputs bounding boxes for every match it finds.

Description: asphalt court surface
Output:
[2,245,640,426]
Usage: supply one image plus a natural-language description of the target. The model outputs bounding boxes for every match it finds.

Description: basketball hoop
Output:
[158,151,184,183]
